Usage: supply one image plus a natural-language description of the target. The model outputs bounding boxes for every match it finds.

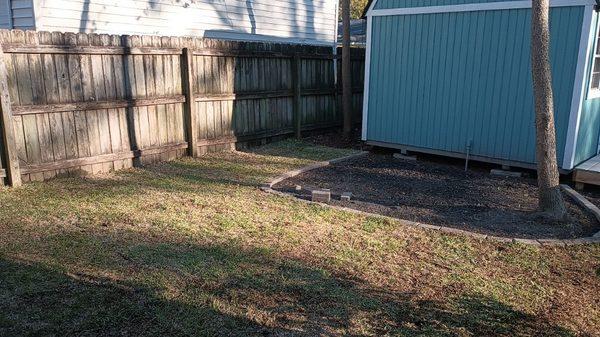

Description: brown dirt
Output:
[275,153,600,239]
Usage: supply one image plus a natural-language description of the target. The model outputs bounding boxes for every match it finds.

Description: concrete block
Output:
[538,239,566,247]
[561,184,600,223]
[486,235,514,243]
[490,169,522,178]
[415,223,442,231]
[563,237,600,245]
[438,226,472,236]
[341,192,352,201]
[393,153,417,161]
[312,189,331,203]
[512,238,541,246]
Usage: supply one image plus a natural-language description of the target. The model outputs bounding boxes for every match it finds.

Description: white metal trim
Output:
[368,0,595,17]
[365,0,380,17]
[361,15,373,141]
[563,6,595,170]
[586,18,600,100]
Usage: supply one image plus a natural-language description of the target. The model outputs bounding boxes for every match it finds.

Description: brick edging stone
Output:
[260,152,600,246]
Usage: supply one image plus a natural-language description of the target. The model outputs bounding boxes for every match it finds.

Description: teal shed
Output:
[362,0,600,171]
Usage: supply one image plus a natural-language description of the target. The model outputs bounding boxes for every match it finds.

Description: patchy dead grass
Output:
[0,139,598,336]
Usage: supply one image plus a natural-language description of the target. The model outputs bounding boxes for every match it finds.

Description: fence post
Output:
[0,44,21,187]
[292,53,302,139]
[181,47,199,157]
[334,53,340,125]
[121,35,142,167]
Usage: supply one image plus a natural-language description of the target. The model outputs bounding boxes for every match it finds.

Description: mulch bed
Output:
[579,188,600,211]
[302,131,366,150]
[274,154,600,239]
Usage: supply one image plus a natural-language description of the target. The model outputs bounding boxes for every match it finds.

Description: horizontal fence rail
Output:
[0,29,365,185]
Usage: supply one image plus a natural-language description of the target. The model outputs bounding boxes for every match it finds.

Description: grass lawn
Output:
[0,140,598,336]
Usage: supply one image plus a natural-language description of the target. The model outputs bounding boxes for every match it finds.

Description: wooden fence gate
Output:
[0,30,365,186]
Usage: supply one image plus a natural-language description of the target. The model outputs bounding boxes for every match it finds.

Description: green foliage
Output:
[340,0,370,19]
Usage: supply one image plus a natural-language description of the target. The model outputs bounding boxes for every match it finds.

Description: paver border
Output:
[260,152,600,246]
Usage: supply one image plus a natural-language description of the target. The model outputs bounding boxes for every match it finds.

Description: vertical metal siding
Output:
[575,14,600,166]
[375,0,524,10]
[366,7,583,165]
[575,100,600,165]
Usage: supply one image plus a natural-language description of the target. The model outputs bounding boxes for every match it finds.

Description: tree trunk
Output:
[531,0,567,220]
[342,0,352,138]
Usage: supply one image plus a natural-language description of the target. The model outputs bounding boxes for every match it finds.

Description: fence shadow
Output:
[0,239,576,336]
[0,29,365,186]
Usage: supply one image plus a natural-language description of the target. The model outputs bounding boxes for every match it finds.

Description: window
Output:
[589,25,600,98]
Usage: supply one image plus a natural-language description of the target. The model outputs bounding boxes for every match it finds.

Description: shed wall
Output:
[575,99,600,165]
[575,13,600,166]
[374,0,523,10]
[365,6,583,166]
[32,0,337,46]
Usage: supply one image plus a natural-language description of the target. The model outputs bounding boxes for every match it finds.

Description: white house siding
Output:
[32,0,338,46]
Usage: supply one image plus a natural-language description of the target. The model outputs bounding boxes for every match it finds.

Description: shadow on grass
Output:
[17,152,297,206]
[275,153,599,239]
[0,238,576,336]
[246,139,358,162]
[0,143,583,336]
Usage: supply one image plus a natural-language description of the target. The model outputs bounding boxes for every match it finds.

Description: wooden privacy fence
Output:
[0,30,365,186]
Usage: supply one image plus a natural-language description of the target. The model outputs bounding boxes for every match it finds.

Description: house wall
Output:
[10,0,35,29]
[0,0,36,29]
[30,0,338,46]
[364,6,583,166]
[0,0,10,29]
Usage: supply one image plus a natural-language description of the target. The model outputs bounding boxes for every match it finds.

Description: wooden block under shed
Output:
[393,153,417,161]
[490,169,522,178]
[312,189,331,203]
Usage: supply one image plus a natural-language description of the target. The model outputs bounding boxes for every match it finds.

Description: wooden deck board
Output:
[574,155,600,186]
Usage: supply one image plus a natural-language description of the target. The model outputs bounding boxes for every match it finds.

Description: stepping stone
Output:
[393,153,417,161]
[312,189,331,203]
[341,192,352,201]
[490,169,522,178]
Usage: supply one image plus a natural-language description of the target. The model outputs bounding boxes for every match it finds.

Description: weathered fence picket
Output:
[0,44,20,186]
[0,30,365,185]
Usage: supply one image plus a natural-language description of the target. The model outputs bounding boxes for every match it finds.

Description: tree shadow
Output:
[41,149,310,202]
[0,237,577,336]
